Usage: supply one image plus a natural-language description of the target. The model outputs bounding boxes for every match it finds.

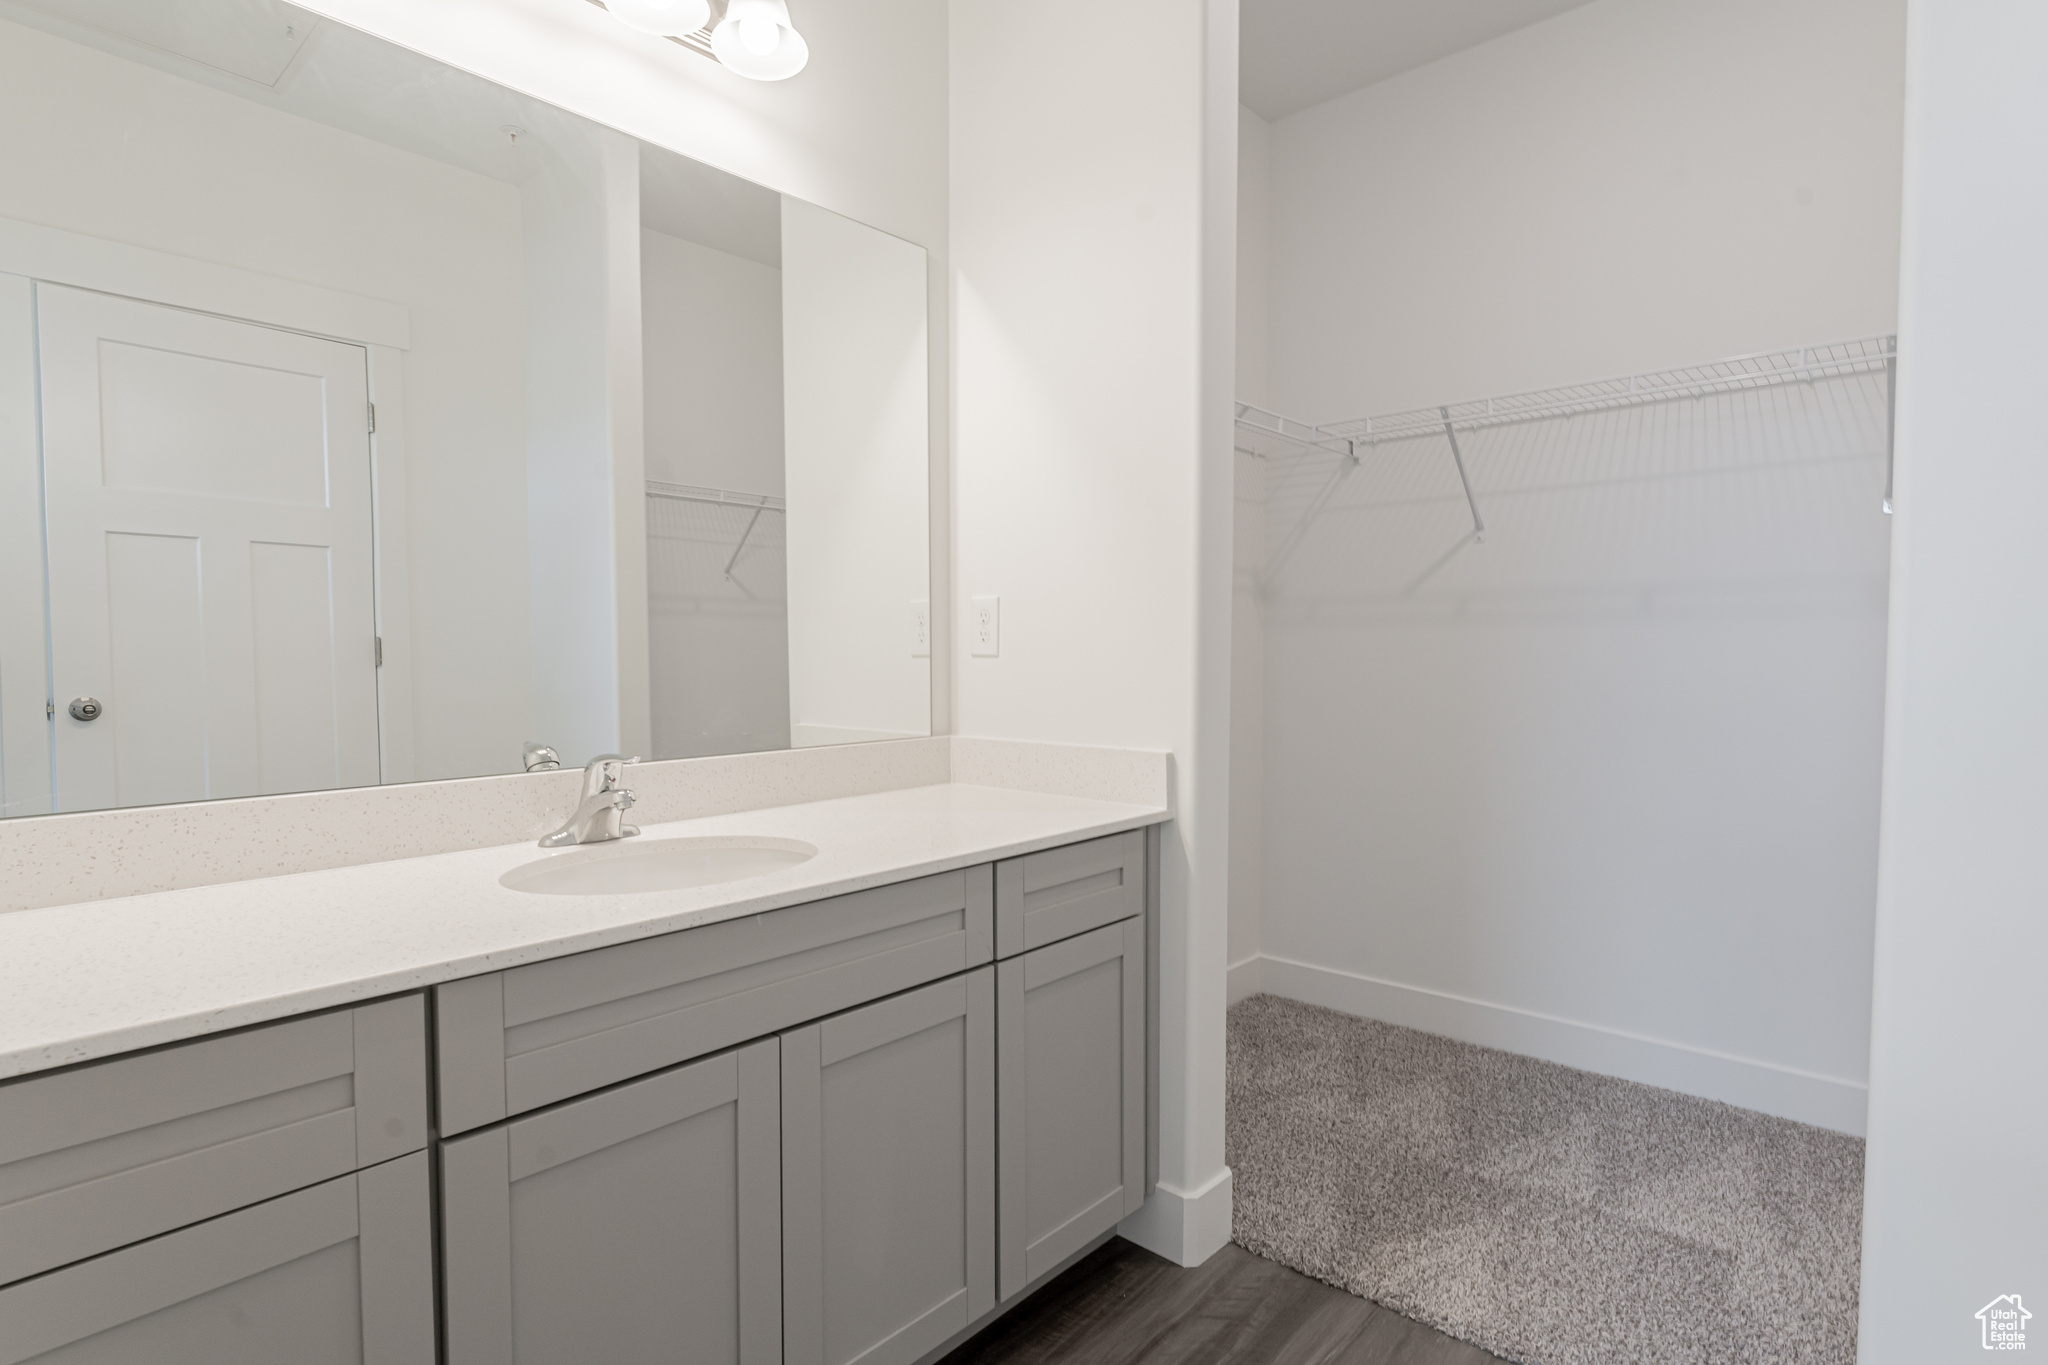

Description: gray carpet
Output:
[1226,995,1865,1365]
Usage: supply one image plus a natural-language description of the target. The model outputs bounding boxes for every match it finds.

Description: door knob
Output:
[68,697,103,722]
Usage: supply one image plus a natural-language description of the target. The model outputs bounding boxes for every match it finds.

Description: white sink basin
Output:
[501,835,818,896]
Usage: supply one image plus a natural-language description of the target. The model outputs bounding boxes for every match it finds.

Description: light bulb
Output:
[738,12,779,54]
[711,0,808,79]
[606,0,711,37]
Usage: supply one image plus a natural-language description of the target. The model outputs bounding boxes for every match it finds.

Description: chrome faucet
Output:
[539,755,641,848]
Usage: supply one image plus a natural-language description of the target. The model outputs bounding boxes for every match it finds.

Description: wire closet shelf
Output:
[1237,335,1896,454]
[1238,334,1900,589]
[645,480,786,582]
[645,480,786,512]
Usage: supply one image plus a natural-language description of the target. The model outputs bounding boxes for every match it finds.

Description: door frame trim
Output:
[0,216,418,795]
[0,216,410,349]
[0,275,47,818]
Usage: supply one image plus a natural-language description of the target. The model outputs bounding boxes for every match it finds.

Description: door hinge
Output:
[367,402,377,435]
[46,700,54,719]
[374,636,384,667]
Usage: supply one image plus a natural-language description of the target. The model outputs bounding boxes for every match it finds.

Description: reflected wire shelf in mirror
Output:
[645,482,788,585]
[646,481,791,762]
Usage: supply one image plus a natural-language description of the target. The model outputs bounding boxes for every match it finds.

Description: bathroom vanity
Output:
[0,6,1174,1357]
[0,786,1161,1365]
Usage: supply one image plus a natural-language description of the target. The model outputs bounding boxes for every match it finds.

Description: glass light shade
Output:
[738,12,779,53]
[711,0,808,79]
[606,0,712,37]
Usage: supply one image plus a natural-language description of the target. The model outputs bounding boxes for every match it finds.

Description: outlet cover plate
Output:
[971,595,999,657]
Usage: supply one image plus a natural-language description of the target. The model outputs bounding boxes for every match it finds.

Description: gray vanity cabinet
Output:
[425,831,1150,1362]
[0,995,433,1365]
[781,969,995,1365]
[0,1152,435,1365]
[438,1038,782,1365]
[0,996,428,1288]
[995,917,1147,1301]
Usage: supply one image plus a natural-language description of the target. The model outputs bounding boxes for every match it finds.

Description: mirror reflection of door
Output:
[38,284,380,812]
[0,0,934,821]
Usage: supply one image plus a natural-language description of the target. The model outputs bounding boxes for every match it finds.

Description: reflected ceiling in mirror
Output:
[0,0,931,819]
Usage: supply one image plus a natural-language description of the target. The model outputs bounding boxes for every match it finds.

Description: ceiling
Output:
[1240,0,1595,121]
[641,142,782,268]
[8,0,317,85]
[1,0,777,260]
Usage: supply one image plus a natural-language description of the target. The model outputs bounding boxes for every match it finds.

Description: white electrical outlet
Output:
[971,595,1000,657]
[910,600,930,657]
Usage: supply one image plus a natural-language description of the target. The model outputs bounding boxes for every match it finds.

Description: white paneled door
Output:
[37,284,380,812]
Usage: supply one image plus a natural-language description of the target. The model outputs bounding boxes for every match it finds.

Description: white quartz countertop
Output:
[0,782,1167,1080]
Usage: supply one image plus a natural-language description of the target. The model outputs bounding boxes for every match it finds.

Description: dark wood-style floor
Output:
[936,1239,1505,1365]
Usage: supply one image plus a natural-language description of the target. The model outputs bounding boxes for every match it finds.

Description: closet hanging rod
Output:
[644,479,787,512]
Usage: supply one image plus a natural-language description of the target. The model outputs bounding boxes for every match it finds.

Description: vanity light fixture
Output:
[710,0,809,80]
[605,0,712,38]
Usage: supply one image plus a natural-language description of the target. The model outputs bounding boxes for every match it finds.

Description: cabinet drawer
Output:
[437,865,994,1135]
[0,1153,435,1365]
[0,996,427,1288]
[995,830,1144,958]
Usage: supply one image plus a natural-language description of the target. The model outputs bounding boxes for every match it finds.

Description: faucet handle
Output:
[579,754,642,796]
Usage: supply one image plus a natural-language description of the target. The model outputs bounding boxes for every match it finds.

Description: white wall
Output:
[1229,104,1272,995]
[299,0,955,733]
[1858,0,2048,1354]
[1235,106,1271,412]
[0,15,532,785]
[1268,0,1906,420]
[951,0,1239,1264]
[780,197,930,746]
[640,230,784,496]
[1247,0,1906,1132]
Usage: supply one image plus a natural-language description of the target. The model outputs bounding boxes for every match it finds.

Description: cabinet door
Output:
[0,1153,434,1365]
[782,969,995,1365]
[440,1038,781,1365]
[996,918,1146,1300]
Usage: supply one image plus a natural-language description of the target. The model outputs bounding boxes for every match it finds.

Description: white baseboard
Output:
[1119,1165,1234,1266]
[1252,955,1868,1136]
[1227,954,1264,1005]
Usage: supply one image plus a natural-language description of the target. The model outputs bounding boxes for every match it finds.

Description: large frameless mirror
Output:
[0,0,932,818]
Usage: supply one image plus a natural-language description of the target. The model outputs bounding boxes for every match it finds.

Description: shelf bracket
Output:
[1440,407,1486,543]
[723,505,766,582]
